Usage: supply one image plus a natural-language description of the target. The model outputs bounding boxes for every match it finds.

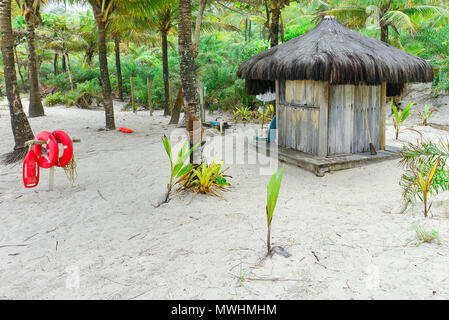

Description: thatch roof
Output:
[237,16,434,96]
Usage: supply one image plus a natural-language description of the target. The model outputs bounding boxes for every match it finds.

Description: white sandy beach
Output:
[1,83,449,299]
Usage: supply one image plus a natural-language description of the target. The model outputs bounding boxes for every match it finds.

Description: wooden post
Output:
[318,81,329,157]
[199,80,204,123]
[261,102,266,131]
[379,82,387,150]
[49,167,54,191]
[169,79,172,114]
[275,80,280,144]
[147,77,153,116]
[130,77,136,113]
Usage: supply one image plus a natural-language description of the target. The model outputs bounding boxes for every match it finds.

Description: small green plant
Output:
[258,104,274,123]
[266,165,284,255]
[233,106,252,122]
[415,156,440,217]
[161,136,197,203]
[177,157,230,198]
[418,104,436,126]
[400,141,449,210]
[392,101,413,139]
[413,224,440,246]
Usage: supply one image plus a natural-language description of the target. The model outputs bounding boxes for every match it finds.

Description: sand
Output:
[1,84,449,300]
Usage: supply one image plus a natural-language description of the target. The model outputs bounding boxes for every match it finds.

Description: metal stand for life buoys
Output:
[26,138,81,191]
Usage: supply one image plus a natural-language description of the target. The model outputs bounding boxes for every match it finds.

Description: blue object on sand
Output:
[209,120,228,126]
[267,116,276,143]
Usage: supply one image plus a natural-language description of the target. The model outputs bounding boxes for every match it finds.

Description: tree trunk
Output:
[25,18,44,117]
[192,0,207,58]
[264,0,270,41]
[270,6,280,47]
[161,29,170,116]
[84,50,94,66]
[169,87,183,124]
[245,17,248,41]
[380,23,389,43]
[170,0,206,126]
[63,52,74,91]
[96,15,116,130]
[14,45,26,92]
[179,0,201,162]
[54,52,59,75]
[280,12,284,43]
[114,36,123,101]
[0,0,34,152]
[62,52,67,72]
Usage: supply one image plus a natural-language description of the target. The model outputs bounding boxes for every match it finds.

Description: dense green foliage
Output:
[1,1,449,113]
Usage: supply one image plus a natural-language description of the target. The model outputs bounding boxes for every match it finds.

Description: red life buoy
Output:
[23,150,40,188]
[52,130,73,167]
[33,131,59,168]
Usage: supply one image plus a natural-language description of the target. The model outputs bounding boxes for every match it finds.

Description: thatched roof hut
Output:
[237,16,434,96]
[237,16,434,163]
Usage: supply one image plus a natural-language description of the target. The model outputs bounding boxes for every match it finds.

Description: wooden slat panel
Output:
[318,81,329,157]
[379,82,386,150]
[276,80,280,144]
[342,85,353,154]
[290,107,297,149]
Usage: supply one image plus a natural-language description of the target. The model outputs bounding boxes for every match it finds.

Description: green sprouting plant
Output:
[266,165,284,255]
[400,141,449,215]
[161,136,198,203]
[233,106,252,122]
[415,156,440,217]
[418,104,436,126]
[258,104,274,122]
[176,157,230,199]
[413,224,440,246]
[392,101,413,140]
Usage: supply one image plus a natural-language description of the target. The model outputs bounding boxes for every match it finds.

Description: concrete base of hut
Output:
[251,140,402,177]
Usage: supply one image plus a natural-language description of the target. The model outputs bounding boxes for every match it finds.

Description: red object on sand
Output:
[52,130,73,167]
[119,127,133,133]
[23,150,40,188]
[33,131,59,168]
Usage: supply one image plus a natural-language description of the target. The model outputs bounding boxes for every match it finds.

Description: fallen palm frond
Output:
[0,147,28,165]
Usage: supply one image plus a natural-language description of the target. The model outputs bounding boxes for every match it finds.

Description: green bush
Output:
[43,79,102,108]
[44,91,76,107]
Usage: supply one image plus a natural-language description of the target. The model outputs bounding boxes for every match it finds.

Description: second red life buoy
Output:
[52,130,73,167]
[23,150,40,188]
[33,131,59,168]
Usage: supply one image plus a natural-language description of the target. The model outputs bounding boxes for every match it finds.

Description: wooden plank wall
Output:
[278,80,321,154]
[328,84,381,155]
[278,80,382,156]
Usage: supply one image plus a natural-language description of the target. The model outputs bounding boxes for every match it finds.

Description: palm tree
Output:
[19,0,46,117]
[178,0,202,163]
[0,0,34,163]
[319,0,449,44]
[45,13,84,90]
[107,3,164,103]
[86,0,116,130]
[65,0,163,129]
[146,0,178,116]
[77,11,98,67]
[178,0,197,111]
